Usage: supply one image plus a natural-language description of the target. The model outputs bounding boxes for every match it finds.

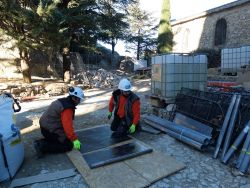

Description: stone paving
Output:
[138,134,250,188]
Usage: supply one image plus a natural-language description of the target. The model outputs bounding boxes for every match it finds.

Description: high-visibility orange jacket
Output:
[109,93,140,125]
[61,108,77,141]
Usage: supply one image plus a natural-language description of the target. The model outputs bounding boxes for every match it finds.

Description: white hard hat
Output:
[118,78,132,91]
[69,87,84,102]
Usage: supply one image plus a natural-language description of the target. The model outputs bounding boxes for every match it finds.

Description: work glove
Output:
[73,139,81,150]
[107,112,112,120]
[129,124,136,134]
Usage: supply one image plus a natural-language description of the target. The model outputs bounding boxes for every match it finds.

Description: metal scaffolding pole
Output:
[236,129,250,169]
[221,95,241,159]
[222,121,250,164]
[213,94,237,159]
[239,139,250,174]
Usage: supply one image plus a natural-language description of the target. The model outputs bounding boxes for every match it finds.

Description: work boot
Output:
[33,140,44,159]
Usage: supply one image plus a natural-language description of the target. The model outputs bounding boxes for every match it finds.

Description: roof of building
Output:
[171,0,250,26]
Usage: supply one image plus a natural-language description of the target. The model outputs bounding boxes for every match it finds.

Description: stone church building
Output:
[171,0,250,53]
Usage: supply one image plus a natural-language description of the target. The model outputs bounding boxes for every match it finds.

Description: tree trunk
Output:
[111,38,117,67]
[137,29,141,60]
[47,49,59,78]
[137,39,140,60]
[111,40,115,55]
[20,49,31,83]
[63,48,71,83]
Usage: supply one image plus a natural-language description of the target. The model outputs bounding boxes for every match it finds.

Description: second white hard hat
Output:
[118,78,132,91]
[69,87,84,102]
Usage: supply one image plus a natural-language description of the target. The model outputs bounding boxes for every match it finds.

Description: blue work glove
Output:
[73,139,81,150]
[107,112,112,120]
[129,124,136,134]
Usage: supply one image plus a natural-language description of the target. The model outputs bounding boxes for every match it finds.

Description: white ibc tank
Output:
[151,53,207,100]
[221,45,250,73]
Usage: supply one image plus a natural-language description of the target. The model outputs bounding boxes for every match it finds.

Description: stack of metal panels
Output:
[171,88,250,174]
[144,114,212,151]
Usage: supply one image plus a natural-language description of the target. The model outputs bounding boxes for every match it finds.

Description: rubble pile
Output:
[0,82,66,100]
[0,69,128,100]
[74,68,122,88]
[119,59,134,73]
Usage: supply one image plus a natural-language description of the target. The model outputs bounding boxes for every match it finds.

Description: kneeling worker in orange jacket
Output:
[108,78,141,137]
[34,86,84,158]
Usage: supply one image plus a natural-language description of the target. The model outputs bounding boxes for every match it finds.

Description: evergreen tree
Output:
[0,0,40,83]
[97,0,133,54]
[126,0,158,60]
[34,0,98,82]
[0,0,98,83]
[157,0,173,53]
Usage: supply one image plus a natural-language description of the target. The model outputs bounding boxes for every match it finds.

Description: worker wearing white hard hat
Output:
[108,78,141,137]
[68,86,84,103]
[34,86,84,158]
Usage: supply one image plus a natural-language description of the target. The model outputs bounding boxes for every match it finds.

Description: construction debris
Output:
[74,68,122,88]
[0,69,126,100]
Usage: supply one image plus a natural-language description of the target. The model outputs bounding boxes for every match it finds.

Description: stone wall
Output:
[171,1,250,53]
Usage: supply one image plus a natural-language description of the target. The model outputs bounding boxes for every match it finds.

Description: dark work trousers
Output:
[111,116,129,136]
[38,127,73,154]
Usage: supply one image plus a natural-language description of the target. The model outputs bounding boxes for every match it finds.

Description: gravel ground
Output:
[1,78,250,188]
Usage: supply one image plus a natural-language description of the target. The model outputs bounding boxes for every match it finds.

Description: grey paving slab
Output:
[83,162,150,188]
[125,151,186,183]
[9,169,76,188]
